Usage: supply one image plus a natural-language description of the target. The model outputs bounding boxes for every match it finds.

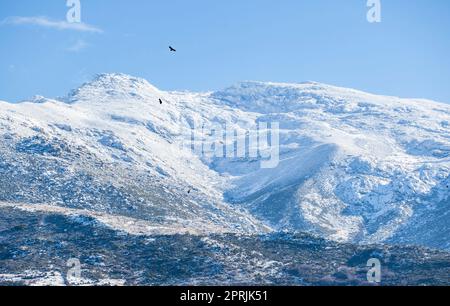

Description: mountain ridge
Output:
[1,73,449,250]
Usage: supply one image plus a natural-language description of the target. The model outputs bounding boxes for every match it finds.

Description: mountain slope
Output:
[211,80,450,247]
[2,206,450,285]
[1,73,449,250]
[0,74,267,235]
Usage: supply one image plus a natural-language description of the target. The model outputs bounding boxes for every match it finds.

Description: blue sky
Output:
[1,0,449,103]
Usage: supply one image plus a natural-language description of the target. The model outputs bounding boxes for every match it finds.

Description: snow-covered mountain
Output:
[1,73,449,250]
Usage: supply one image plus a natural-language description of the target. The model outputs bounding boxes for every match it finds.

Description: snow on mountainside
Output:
[212,81,450,249]
[0,74,267,235]
[1,73,449,250]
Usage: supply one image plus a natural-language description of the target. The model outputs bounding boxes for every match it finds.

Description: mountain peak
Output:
[214,80,333,99]
[211,80,335,113]
[91,73,152,86]
[66,73,161,103]
[19,95,61,104]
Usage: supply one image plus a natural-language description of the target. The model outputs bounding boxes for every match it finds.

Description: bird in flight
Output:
[169,46,176,52]
[159,99,163,105]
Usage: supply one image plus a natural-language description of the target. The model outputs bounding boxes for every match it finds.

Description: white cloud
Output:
[67,39,89,52]
[2,16,103,33]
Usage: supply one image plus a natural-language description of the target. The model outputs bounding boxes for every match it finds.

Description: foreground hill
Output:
[1,206,449,285]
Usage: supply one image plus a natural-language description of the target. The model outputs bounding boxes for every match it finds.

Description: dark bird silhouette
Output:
[169,46,176,52]
[188,189,191,194]
[159,99,163,105]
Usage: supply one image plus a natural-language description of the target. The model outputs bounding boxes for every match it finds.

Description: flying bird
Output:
[159,99,163,105]
[169,46,176,52]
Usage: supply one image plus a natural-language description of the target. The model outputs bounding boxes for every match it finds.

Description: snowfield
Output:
[0,73,449,250]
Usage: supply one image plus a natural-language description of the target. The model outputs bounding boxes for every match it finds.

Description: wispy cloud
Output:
[1,16,103,33]
[67,39,89,52]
